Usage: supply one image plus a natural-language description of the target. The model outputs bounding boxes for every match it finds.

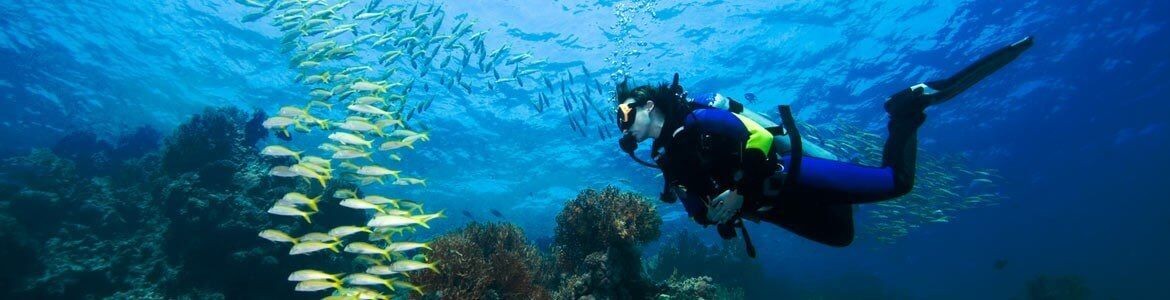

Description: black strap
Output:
[765,126,784,136]
[778,105,801,185]
[738,220,757,258]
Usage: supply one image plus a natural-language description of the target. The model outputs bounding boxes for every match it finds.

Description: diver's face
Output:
[620,98,655,142]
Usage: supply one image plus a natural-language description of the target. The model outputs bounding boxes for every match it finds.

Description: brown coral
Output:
[553,186,661,273]
[550,187,662,299]
[412,222,550,300]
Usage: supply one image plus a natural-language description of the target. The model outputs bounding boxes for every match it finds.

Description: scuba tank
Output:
[617,73,832,170]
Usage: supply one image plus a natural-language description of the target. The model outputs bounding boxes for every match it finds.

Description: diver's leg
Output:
[881,88,929,197]
[760,200,855,247]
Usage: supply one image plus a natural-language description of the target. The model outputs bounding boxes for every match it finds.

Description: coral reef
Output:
[412,222,551,299]
[1023,275,1090,300]
[647,231,767,299]
[553,187,661,273]
[48,126,162,178]
[656,276,721,300]
[551,186,662,299]
[0,107,308,299]
[161,107,266,178]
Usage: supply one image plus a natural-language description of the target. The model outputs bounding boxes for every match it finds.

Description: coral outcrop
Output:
[412,222,551,299]
[551,187,661,299]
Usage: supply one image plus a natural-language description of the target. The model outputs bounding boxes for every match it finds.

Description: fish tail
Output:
[315,176,328,188]
[375,177,385,185]
[327,241,340,253]
[306,199,319,212]
[301,211,315,224]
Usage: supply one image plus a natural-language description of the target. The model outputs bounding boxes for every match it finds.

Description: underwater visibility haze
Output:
[1,0,1168,299]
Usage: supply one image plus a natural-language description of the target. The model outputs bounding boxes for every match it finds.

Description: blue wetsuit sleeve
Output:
[781,155,901,204]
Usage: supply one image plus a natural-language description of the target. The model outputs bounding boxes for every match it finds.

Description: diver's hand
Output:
[707,189,743,224]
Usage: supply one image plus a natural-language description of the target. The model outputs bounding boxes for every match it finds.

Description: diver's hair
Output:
[615,79,691,123]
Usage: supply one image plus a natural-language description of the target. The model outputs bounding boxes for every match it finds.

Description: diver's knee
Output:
[823,233,854,247]
[891,176,915,198]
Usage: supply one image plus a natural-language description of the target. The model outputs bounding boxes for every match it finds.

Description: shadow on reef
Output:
[0,107,329,299]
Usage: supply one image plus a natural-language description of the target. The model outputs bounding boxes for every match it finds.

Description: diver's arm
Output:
[681,190,714,225]
[682,109,773,202]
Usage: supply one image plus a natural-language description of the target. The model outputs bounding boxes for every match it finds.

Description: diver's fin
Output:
[924,36,1034,104]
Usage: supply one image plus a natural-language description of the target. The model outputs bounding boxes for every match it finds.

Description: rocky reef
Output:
[0,107,311,299]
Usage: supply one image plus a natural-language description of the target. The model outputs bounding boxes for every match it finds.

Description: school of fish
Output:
[238,0,512,298]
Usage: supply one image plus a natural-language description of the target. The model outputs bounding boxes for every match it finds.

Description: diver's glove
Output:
[707,189,744,224]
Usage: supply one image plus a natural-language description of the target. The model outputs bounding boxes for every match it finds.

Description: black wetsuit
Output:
[654,90,928,247]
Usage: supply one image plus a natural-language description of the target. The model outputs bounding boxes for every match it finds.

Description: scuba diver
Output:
[615,37,1033,253]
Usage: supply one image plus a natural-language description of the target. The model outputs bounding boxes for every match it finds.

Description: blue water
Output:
[2,0,1168,299]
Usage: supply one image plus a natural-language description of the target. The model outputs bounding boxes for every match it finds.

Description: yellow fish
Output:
[259,229,298,244]
[267,204,315,223]
[288,269,343,282]
[362,195,399,207]
[328,226,371,238]
[289,241,340,255]
[279,192,322,211]
[333,189,358,199]
[379,140,414,151]
[347,104,392,116]
[343,242,391,259]
[294,280,342,292]
[342,273,396,290]
[356,165,400,177]
[367,214,428,228]
[328,132,373,148]
[298,232,337,243]
[388,260,438,273]
[340,198,387,214]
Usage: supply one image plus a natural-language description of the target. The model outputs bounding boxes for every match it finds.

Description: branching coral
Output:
[412,222,550,299]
